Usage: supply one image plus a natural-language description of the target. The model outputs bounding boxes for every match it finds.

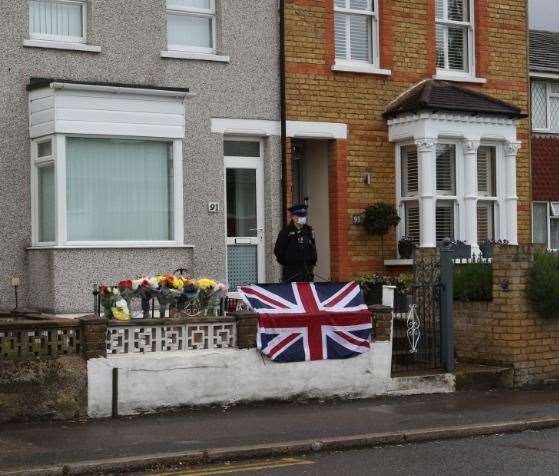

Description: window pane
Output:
[477,202,494,243]
[532,81,548,129]
[401,145,418,197]
[533,203,548,245]
[436,25,446,68]
[436,144,456,194]
[447,26,468,71]
[30,0,83,39]
[38,140,52,158]
[550,96,559,131]
[335,0,347,8]
[349,0,369,10]
[477,146,496,196]
[334,14,348,59]
[167,0,211,9]
[435,0,444,19]
[224,141,260,157]
[405,202,420,245]
[551,219,559,250]
[167,13,213,49]
[66,138,173,241]
[349,14,370,61]
[226,169,257,238]
[436,202,454,243]
[38,165,55,242]
[448,0,469,22]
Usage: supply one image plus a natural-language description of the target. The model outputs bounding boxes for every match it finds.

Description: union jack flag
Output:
[238,282,372,363]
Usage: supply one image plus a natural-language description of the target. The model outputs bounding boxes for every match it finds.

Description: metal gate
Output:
[391,246,454,375]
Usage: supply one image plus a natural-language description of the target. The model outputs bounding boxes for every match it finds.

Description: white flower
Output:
[115,298,129,312]
[131,279,142,291]
[112,288,121,296]
[148,277,159,288]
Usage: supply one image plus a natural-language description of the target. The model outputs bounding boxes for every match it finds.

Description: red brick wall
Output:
[532,135,559,201]
[285,0,531,281]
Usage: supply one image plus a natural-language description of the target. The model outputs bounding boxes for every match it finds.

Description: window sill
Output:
[384,259,413,266]
[23,39,101,53]
[332,63,391,76]
[161,50,230,63]
[432,73,487,84]
[28,244,195,250]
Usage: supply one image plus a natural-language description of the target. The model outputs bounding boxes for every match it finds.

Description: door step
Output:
[454,363,514,391]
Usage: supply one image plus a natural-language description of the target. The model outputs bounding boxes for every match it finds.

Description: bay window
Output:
[32,135,183,246]
[334,0,379,68]
[400,145,420,244]
[166,0,216,53]
[435,0,474,77]
[29,0,86,43]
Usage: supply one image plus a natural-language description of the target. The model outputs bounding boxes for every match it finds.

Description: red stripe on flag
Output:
[296,283,323,360]
[268,333,300,359]
[324,282,358,308]
[240,287,290,309]
[334,330,370,349]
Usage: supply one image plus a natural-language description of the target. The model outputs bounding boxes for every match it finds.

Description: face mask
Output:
[296,217,307,226]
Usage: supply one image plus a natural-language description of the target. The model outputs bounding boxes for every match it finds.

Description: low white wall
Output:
[88,345,454,418]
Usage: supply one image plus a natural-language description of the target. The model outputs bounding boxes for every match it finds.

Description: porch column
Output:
[415,138,437,248]
[462,140,480,251]
[504,141,521,245]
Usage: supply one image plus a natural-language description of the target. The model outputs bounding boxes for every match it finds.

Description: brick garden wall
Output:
[284,0,531,280]
[455,246,559,387]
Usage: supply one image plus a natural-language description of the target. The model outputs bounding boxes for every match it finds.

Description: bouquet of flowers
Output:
[196,278,228,316]
[99,286,131,321]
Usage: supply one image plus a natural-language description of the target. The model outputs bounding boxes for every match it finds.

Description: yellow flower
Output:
[172,276,184,289]
[112,307,130,321]
[197,278,217,290]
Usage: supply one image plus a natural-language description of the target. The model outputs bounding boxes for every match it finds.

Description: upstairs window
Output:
[532,79,559,132]
[435,0,474,75]
[167,0,216,53]
[29,0,86,43]
[334,0,379,66]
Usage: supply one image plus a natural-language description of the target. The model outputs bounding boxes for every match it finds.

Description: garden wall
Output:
[454,245,559,387]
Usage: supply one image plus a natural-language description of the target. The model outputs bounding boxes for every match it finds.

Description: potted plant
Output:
[357,273,388,305]
[363,203,401,256]
[398,236,415,259]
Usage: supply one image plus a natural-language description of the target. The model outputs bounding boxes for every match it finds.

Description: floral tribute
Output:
[99,275,228,321]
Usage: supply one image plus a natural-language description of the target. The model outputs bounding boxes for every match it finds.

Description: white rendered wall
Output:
[88,345,454,418]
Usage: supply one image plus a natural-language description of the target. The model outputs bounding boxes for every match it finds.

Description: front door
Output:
[224,139,265,290]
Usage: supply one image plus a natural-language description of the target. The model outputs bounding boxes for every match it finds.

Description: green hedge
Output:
[453,263,493,302]
[528,251,559,319]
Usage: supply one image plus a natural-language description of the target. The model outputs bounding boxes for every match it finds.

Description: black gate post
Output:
[439,239,455,372]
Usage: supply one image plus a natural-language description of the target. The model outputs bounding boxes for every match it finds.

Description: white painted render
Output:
[210,118,348,139]
[29,84,187,139]
[87,346,454,418]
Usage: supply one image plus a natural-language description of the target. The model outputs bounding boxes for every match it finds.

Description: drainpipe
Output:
[279,0,288,225]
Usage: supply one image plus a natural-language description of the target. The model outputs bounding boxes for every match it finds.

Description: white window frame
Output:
[166,0,217,54]
[29,0,87,44]
[532,80,559,133]
[30,134,185,248]
[435,0,475,79]
[334,0,380,69]
[533,201,559,251]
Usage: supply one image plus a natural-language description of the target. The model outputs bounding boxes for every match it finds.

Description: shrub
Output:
[363,203,400,255]
[453,263,492,301]
[528,251,559,319]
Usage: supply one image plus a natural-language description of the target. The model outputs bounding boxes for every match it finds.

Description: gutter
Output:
[279,0,288,225]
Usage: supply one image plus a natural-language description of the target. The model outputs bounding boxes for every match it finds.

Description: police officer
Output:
[274,204,317,282]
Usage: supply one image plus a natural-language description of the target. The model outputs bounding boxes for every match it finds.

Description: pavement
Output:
[3,387,559,475]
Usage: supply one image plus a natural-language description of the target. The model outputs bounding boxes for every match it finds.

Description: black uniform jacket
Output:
[274,222,318,267]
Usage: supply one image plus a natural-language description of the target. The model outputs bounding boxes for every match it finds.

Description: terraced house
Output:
[0,0,282,314]
[282,0,530,280]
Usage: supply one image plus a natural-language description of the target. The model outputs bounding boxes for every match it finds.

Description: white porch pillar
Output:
[504,141,521,245]
[416,138,437,248]
[462,140,480,251]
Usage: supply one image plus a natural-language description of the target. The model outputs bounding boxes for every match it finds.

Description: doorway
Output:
[292,140,331,281]
[224,139,265,290]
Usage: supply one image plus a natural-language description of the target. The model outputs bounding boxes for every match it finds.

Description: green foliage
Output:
[528,251,559,319]
[363,203,400,237]
[453,263,493,301]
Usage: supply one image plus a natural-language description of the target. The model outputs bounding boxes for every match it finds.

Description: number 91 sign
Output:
[208,202,220,213]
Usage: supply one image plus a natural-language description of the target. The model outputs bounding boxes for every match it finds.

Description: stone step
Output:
[455,363,514,391]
